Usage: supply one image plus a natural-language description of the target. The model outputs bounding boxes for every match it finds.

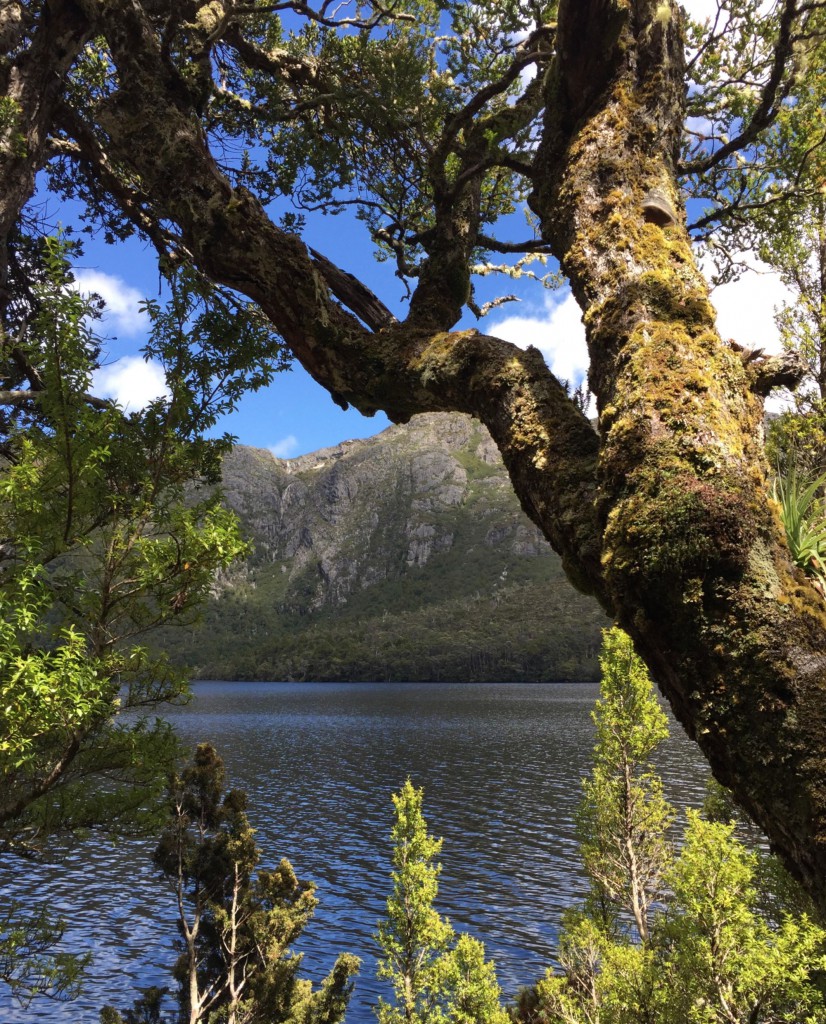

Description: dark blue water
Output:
[1,682,708,1022]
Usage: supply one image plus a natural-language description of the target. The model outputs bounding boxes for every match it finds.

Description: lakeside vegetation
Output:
[4,0,826,1018]
[162,576,605,684]
[100,630,826,1024]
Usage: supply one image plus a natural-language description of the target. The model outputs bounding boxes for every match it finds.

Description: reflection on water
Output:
[0,682,708,1023]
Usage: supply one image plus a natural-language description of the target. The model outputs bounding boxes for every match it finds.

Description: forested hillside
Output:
[159,413,607,681]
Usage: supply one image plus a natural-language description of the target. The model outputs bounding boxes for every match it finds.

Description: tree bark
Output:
[532,0,826,902]
[11,0,826,909]
[0,1,91,308]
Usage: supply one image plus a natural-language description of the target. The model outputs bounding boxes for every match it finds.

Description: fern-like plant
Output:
[773,468,826,593]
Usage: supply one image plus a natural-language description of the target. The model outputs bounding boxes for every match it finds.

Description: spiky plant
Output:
[773,469,826,594]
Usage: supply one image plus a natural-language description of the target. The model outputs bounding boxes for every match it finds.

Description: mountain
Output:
[159,412,608,681]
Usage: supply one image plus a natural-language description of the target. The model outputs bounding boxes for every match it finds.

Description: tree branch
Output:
[52,104,181,263]
[679,0,804,176]
[0,388,111,410]
[0,2,94,305]
[475,235,553,255]
[308,247,398,331]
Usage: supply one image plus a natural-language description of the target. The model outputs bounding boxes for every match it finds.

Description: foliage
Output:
[772,467,826,594]
[159,555,605,684]
[0,239,282,1001]
[0,239,254,850]
[375,779,508,1024]
[0,900,89,1008]
[100,987,167,1024]
[685,1,826,275]
[767,405,826,482]
[657,811,826,1024]
[759,188,826,481]
[519,628,826,1024]
[101,743,359,1024]
[140,265,288,436]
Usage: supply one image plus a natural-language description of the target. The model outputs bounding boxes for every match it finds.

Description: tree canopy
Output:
[3,0,826,908]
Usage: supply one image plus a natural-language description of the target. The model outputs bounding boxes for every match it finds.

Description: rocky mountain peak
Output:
[161,412,607,681]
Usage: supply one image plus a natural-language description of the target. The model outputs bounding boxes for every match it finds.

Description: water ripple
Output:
[1,682,708,1023]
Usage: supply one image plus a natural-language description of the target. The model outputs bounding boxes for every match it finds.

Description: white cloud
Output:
[681,0,721,23]
[706,260,790,355]
[705,260,795,413]
[71,269,149,337]
[685,113,714,137]
[269,435,300,458]
[94,356,169,410]
[489,290,589,388]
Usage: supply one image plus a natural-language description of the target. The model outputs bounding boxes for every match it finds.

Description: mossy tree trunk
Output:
[4,0,826,908]
[533,0,826,903]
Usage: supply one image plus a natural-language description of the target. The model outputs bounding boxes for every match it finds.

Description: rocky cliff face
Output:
[217,412,553,612]
[161,412,607,681]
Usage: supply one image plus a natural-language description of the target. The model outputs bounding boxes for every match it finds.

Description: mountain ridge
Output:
[159,412,607,681]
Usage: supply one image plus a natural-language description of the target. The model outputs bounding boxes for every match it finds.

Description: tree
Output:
[533,815,826,1024]
[658,811,826,1024]
[522,628,826,1024]
[0,239,278,999]
[4,0,826,906]
[576,627,674,943]
[0,236,285,848]
[0,263,249,839]
[102,743,359,1024]
[376,779,508,1024]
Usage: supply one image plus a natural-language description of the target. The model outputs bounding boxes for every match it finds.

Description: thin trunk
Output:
[623,761,649,943]
[225,866,244,1024]
[188,929,202,1024]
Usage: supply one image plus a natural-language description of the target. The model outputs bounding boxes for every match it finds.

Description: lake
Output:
[1,682,709,1022]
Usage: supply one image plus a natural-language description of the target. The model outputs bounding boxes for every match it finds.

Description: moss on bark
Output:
[25,0,826,911]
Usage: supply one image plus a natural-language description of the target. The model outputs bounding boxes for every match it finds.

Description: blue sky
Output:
[69,209,792,459]
[60,0,793,458]
[67,213,397,457]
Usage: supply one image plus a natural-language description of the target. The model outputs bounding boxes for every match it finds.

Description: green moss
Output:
[786,579,826,633]
[634,270,717,329]
[604,470,758,583]
[194,0,224,33]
